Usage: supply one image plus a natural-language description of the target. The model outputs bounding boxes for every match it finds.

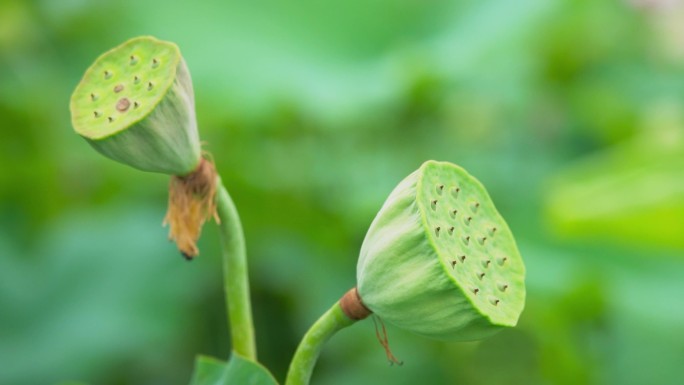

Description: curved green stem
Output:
[216,180,257,360]
[285,302,357,385]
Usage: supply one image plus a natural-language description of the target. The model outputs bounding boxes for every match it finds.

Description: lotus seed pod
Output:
[357,161,525,341]
[70,36,201,175]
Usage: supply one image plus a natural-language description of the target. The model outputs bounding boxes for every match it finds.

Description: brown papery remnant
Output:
[164,157,219,260]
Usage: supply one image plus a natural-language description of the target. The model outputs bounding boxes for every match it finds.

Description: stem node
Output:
[339,287,372,321]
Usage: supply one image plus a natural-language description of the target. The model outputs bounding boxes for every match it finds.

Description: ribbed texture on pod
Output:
[70,36,201,176]
[357,161,525,341]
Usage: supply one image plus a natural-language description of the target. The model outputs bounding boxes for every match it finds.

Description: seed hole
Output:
[473,288,480,295]
[130,55,138,65]
[437,185,444,194]
[472,202,480,212]
[104,70,112,79]
[134,101,140,109]
[450,260,457,268]
[479,236,487,245]
[499,284,508,292]
[107,116,114,123]
[452,187,461,198]
[114,84,124,93]
[435,227,441,237]
[459,255,466,262]
[478,272,485,280]
[490,227,497,236]
[483,260,491,268]
[498,257,508,266]
[93,111,101,118]
[431,200,438,210]
[147,82,154,91]
[448,226,454,235]
[152,58,159,68]
[134,75,140,84]
[90,93,97,101]
[491,298,500,306]
[464,216,472,225]
[462,236,470,245]
[450,209,458,218]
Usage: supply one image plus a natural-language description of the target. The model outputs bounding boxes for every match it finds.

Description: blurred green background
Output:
[1,0,683,384]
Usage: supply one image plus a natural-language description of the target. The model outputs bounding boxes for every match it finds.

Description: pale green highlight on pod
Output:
[357,160,525,341]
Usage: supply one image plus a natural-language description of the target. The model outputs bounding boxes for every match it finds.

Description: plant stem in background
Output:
[216,180,257,360]
[284,302,357,385]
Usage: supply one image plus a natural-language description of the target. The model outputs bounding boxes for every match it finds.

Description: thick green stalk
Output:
[216,180,257,360]
[285,302,357,385]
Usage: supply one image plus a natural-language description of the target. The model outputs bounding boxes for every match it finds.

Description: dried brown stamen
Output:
[372,315,403,366]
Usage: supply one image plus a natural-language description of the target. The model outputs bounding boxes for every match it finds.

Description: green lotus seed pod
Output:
[357,161,525,341]
[69,36,201,175]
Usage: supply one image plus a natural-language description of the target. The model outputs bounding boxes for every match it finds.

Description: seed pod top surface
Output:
[70,36,181,140]
[417,161,525,324]
[357,160,525,340]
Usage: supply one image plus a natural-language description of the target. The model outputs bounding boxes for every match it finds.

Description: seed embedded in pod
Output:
[116,98,131,112]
